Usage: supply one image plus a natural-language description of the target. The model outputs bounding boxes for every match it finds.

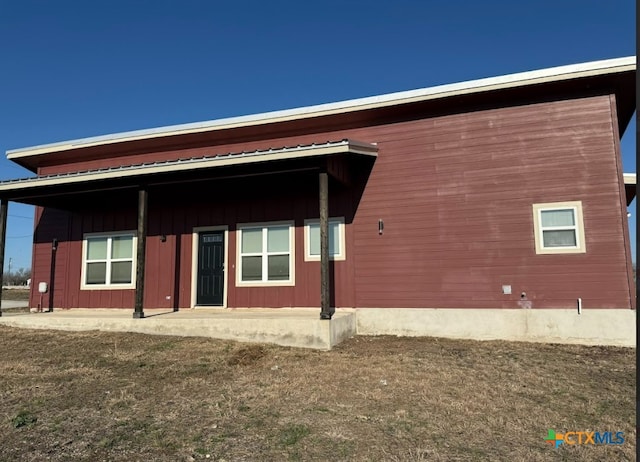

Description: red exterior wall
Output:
[29,94,635,310]
[30,180,358,309]
[351,95,634,309]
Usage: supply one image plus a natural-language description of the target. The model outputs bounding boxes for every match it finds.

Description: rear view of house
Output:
[0,57,635,346]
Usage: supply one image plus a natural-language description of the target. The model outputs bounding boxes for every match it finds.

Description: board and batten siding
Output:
[29,94,634,310]
[29,185,357,309]
[30,207,71,310]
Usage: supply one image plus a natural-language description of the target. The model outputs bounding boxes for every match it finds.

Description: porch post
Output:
[134,188,147,319]
[0,199,7,317]
[319,171,332,319]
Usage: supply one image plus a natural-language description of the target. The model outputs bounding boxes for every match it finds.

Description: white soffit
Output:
[7,56,635,159]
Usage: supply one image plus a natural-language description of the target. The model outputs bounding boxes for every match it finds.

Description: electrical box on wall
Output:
[38,282,48,294]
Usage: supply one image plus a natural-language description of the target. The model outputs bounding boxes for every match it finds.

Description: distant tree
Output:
[3,268,31,286]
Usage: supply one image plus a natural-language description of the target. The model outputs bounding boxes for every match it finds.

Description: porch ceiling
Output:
[0,139,377,207]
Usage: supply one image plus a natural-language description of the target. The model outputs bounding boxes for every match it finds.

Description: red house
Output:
[0,57,636,346]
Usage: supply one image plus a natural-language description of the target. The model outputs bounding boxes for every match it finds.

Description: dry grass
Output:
[0,326,634,461]
[1,287,30,301]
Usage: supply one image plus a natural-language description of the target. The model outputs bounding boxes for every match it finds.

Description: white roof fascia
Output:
[7,56,635,160]
[0,140,377,193]
[623,173,636,185]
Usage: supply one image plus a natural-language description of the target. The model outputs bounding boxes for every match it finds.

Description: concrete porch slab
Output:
[0,308,357,350]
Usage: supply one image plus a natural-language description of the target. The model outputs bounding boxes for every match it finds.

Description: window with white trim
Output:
[304,217,346,261]
[532,201,586,254]
[237,222,294,285]
[81,233,136,288]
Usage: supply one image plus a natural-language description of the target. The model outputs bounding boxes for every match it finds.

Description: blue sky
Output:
[0,0,635,271]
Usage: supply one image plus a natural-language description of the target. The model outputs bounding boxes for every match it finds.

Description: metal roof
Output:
[6,56,635,160]
[0,139,377,194]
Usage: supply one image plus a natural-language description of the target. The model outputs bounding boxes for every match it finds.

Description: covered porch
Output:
[0,139,377,320]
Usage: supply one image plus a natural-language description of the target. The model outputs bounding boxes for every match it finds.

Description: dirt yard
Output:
[0,327,634,461]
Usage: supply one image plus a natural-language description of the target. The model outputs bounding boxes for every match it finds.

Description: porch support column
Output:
[0,199,7,317]
[134,188,147,319]
[319,171,332,320]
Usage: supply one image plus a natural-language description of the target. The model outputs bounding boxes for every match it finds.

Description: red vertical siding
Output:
[30,207,71,309]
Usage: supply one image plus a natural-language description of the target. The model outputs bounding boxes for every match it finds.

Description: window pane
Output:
[87,238,107,260]
[268,255,289,280]
[543,230,577,247]
[111,236,133,259]
[329,222,340,255]
[86,262,107,284]
[267,226,289,252]
[242,256,262,281]
[541,209,575,227]
[309,224,320,256]
[111,261,132,284]
[309,222,340,256]
[241,229,262,253]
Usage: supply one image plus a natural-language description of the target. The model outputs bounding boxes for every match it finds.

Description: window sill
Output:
[235,280,295,288]
[80,284,136,291]
[304,254,346,262]
[535,247,586,255]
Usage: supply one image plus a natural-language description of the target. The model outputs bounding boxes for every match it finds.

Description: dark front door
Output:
[197,231,225,305]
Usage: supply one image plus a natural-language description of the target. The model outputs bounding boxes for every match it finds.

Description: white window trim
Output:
[304,217,346,261]
[236,221,295,287]
[191,226,229,308]
[80,231,137,290]
[532,201,586,255]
